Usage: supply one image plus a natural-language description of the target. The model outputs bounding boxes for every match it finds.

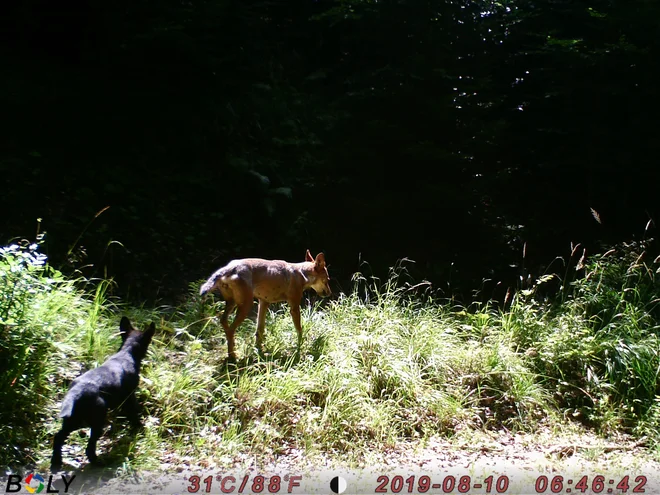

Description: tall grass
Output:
[126,264,555,468]
[0,241,119,467]
[3,238,660,472]
[502,239,660,434]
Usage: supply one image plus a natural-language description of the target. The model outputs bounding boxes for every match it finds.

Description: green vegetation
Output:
[2,238,659,471]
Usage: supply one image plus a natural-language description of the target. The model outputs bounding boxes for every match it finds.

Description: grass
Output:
[0,242,119,468]
[1,238,660,473]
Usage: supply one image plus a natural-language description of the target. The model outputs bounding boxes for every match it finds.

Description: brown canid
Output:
[200,250,331,359]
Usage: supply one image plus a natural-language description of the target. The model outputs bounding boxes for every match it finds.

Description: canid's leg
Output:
[289,303,303,345]
[220,300,236,357]
[123,392,141,430]
[223,279,254,359]
[51,421,75,470]
[255,300,270,350]
[220,300,237,333]
[85,414,106,464]
[226,302,252,359]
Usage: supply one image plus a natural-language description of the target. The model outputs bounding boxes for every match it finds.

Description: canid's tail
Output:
[200,270,222,297]
[199,279,214,296]
[59,395,75,419]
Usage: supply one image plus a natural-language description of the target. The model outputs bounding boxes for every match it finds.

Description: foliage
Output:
[0,241,118,467]
[502,239,660,433]
[4,239,659,471]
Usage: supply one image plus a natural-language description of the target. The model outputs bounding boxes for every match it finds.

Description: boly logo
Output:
[24,474,44,494]
[4,474,76,494]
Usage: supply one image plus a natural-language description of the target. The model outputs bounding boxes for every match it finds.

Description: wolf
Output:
[200,250,331,359]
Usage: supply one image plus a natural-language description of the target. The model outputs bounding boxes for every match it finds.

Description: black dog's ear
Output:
[146,322,156,338]
[119,316,134,341]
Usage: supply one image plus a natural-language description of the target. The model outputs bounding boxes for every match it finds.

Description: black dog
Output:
[50,317,156,470]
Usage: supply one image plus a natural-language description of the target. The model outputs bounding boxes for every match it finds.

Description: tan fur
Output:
[200,249,331,359]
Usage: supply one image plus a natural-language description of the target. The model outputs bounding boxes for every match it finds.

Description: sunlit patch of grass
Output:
[7,239,660,473]
[0,241,124,467]
[130,264,558,468]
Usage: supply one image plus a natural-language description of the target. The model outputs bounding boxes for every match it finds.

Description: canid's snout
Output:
[313,283,332,297]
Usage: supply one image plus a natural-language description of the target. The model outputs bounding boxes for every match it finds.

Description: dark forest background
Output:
[2,0,659,303]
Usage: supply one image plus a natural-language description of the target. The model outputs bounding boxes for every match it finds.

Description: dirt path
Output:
[35,430,658,495]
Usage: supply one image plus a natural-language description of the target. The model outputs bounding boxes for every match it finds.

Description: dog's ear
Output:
[119,316,134,341]
[143,322,156,345]
[305,249,314,262]
[315,252,326,268]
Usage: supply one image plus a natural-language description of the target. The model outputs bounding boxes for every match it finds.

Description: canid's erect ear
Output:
[145,322,156,338]
[315,252,326,268]
[119,316,135,342]
[305,249,314,262]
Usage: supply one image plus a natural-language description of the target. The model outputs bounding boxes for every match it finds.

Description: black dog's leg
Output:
[51,424,74,471]
[85,426,103,464]
[85,414,106,465]
[123,392,142,430]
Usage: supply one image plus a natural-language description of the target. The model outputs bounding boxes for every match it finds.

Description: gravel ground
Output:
[20,429,657,495]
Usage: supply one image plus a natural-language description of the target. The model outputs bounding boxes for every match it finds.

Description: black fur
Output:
[50,317,156,470]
